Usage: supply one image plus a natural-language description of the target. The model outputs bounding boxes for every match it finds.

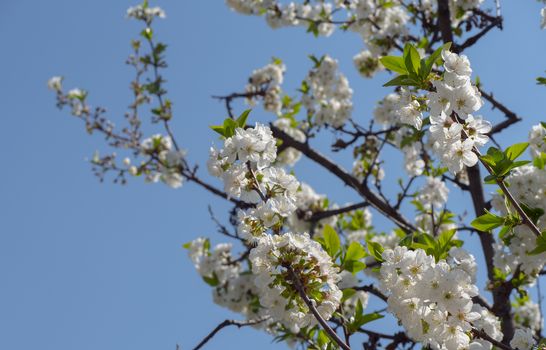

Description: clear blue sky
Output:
[1,1,545,350]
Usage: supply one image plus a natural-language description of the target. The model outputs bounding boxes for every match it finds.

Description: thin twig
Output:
[354,284,388,303]
[306,201,369,222]
[192,317,268,350]
[458,17,503,51]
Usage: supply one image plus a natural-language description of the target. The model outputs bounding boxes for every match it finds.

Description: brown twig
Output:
[306,201,370,223]
[354,284,388,303]
[192,317,269,350]
[472,328,514,350]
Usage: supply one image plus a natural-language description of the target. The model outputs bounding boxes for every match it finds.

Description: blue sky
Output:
[1,1,545,350]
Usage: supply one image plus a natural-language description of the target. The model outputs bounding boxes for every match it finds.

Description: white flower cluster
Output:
[471,305,504,350]
[491,163,546,277]
[227,0,336,36]
[450,0,484,14]
[353,49,384,78]
[529,123,546,158]
[139,134,186,188]
[47,76,63,91]
[397,88,424,130]
[379,246,500,350]
[345,0,409,56]
[428,50,489,174]
[510,328,536,350]
[126,4,166,22]
[249,232,342,333]
[302,56,353,128]
[416,176,450,209]
[513,299,543,332]
[187,238,262,319]
[374,92,402,127]
[208,123,302,241]
[245,61,286,114]
[273,118,306,167]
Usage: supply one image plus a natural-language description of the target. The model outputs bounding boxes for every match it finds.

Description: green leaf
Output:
[528,232,546,256]
[520,203,545,225]
[236,109,251,128]
[379,56,407,74]
[505,142,529,161]
[399,234,413,247]
[341,288,357,302]
[209,125,226,137]
[306,21,319,37]
[403,43,421,76]
[202,273,219,287]
[382,74,420,87]
[322,225,341,258]
[534,152,546,169]
[366,240,384,262]
[141,27,153,40]
[343,260,366,273]
[223,118,238,138]
[422,43,450,80]
[357,313,384,326]
[470,211,505,232]
[345,241,366,262]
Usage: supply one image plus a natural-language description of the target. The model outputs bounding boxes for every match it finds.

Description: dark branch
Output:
[354,284,388,303]
[192,317,268,350]
[270,124,416,234]
[472,328,514,350]
[305,201,370,223]
[458,16,503,51]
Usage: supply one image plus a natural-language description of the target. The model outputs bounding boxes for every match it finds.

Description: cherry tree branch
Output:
[286,266,352,350]
[354,284,388,303]
[270,124,417,234]
[304,201,370,223]
[192,317,269,350]
[478,87,522,135]
[472,328,515,350]
[458,16,503,51]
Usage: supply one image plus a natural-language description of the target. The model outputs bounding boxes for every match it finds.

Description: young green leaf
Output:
[367,240,384,262]
[403,43,421,76]
[470,211,505,232]
[505,142,529,161]
[528,232,546,256]
[383,74,420,87]
[344,242,366,266]
[520,203,545,225]
[210,125,226,137]
[322,225,341,258]
[379,56,407,74]
[236,109,251,128]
